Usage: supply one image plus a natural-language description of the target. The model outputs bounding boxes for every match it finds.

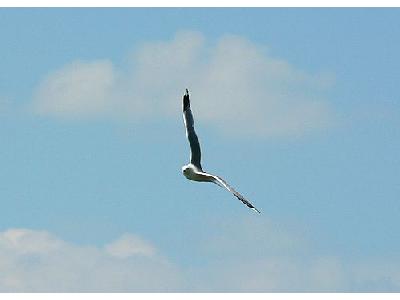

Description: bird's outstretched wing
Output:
[183,89,202,170]
[198,170,261,213]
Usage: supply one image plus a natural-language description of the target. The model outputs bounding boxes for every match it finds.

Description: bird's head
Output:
[182,165,190,175]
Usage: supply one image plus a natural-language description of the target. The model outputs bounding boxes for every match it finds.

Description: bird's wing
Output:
[198,170,261,213]
[183,89,202,170]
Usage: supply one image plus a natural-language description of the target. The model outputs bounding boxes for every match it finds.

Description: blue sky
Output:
[0,8,399,292]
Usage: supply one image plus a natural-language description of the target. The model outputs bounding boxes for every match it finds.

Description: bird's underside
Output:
[182,89,260,214]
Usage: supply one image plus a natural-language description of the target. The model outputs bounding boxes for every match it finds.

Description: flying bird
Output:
[181,89,260,213]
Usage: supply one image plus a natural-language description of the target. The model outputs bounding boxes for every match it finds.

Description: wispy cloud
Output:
[33,60,116,118]
[32,31,335,137]
[188,217,400,292]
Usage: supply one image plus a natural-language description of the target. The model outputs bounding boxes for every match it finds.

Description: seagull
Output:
[181,89,260,213]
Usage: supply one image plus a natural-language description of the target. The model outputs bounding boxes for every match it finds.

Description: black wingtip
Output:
[248,203,261,214]
[183,89,190,111]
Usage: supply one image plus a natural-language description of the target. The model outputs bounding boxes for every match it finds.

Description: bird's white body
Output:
[182,164,214,182]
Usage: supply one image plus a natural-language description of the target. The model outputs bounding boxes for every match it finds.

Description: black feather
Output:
[183,89,190,111]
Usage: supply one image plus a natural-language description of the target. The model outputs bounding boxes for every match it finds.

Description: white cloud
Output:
[1,225,400,292]
[104,233,156,258]
[0,228,65,255]
[32,31,335,137]
[0,229,181,292]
